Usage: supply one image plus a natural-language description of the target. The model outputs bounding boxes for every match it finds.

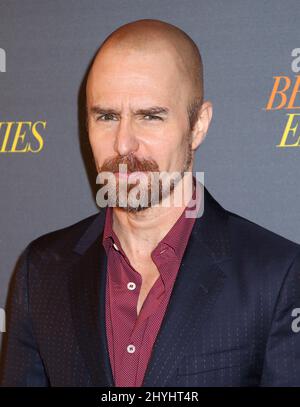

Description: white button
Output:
[127,282,136,291]
[127,344,136,353]
[113,243,119,251]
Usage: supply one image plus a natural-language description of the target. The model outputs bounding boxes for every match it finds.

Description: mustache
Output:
[99,154,159,173]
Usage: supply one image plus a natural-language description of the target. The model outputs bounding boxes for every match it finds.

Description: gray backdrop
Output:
[1,0,300,352]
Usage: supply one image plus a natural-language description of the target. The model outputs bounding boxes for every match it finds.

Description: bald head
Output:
[87,19,204,130]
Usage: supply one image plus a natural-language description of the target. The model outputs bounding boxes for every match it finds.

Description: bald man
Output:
[1,19,300,387]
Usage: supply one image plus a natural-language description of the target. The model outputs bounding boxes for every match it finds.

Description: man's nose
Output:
[113,117,139,156]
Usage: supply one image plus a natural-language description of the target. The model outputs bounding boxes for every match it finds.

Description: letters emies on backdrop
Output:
[0,121,46,153]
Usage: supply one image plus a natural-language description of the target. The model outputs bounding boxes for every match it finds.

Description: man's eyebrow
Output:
[89,105,169,116]
[135,106,169,115]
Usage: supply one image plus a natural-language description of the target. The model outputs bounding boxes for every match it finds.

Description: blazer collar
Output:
[70,183,231,386]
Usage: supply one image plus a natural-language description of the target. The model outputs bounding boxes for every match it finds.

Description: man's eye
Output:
[144,115,163,121]
[96,114,116,121]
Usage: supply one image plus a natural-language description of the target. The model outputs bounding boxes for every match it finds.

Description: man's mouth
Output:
[115,171,147,180]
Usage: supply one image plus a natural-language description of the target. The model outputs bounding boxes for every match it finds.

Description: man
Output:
[0,19,300,387]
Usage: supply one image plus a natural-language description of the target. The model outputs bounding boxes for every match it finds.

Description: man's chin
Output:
[109,201,152,213]
[107,193,161,212]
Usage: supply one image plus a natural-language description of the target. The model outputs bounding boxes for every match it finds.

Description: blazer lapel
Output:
[69,208,114,387]
[142,185,232,386]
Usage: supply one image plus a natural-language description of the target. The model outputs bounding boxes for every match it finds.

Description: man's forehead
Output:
[87,85,179,111]
[88,55,185,97]
[86,48,188,101]
[87,79,185,112]
[90,42,183,76]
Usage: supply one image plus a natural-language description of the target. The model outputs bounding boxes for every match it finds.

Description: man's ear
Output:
[191,101,213,150]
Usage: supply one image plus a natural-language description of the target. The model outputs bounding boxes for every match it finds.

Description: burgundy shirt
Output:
[102,185,197,387]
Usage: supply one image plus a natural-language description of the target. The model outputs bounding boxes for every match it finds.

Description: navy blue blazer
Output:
[0,186,300,386]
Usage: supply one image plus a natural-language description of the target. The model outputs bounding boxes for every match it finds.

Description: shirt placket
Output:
[111,240,167,386]
[109,237,180,386]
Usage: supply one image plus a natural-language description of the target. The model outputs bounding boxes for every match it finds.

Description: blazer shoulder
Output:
[226,208,300,260]
[28,211,102,256]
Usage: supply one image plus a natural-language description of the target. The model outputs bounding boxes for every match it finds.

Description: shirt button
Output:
[127,344,136,353]
[127,282,136,291]
[113,243,119,251]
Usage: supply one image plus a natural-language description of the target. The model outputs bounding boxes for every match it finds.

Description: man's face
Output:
[86,45,195,211]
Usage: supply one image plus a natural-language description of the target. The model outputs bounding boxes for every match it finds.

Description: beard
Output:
[96,134,193,212]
